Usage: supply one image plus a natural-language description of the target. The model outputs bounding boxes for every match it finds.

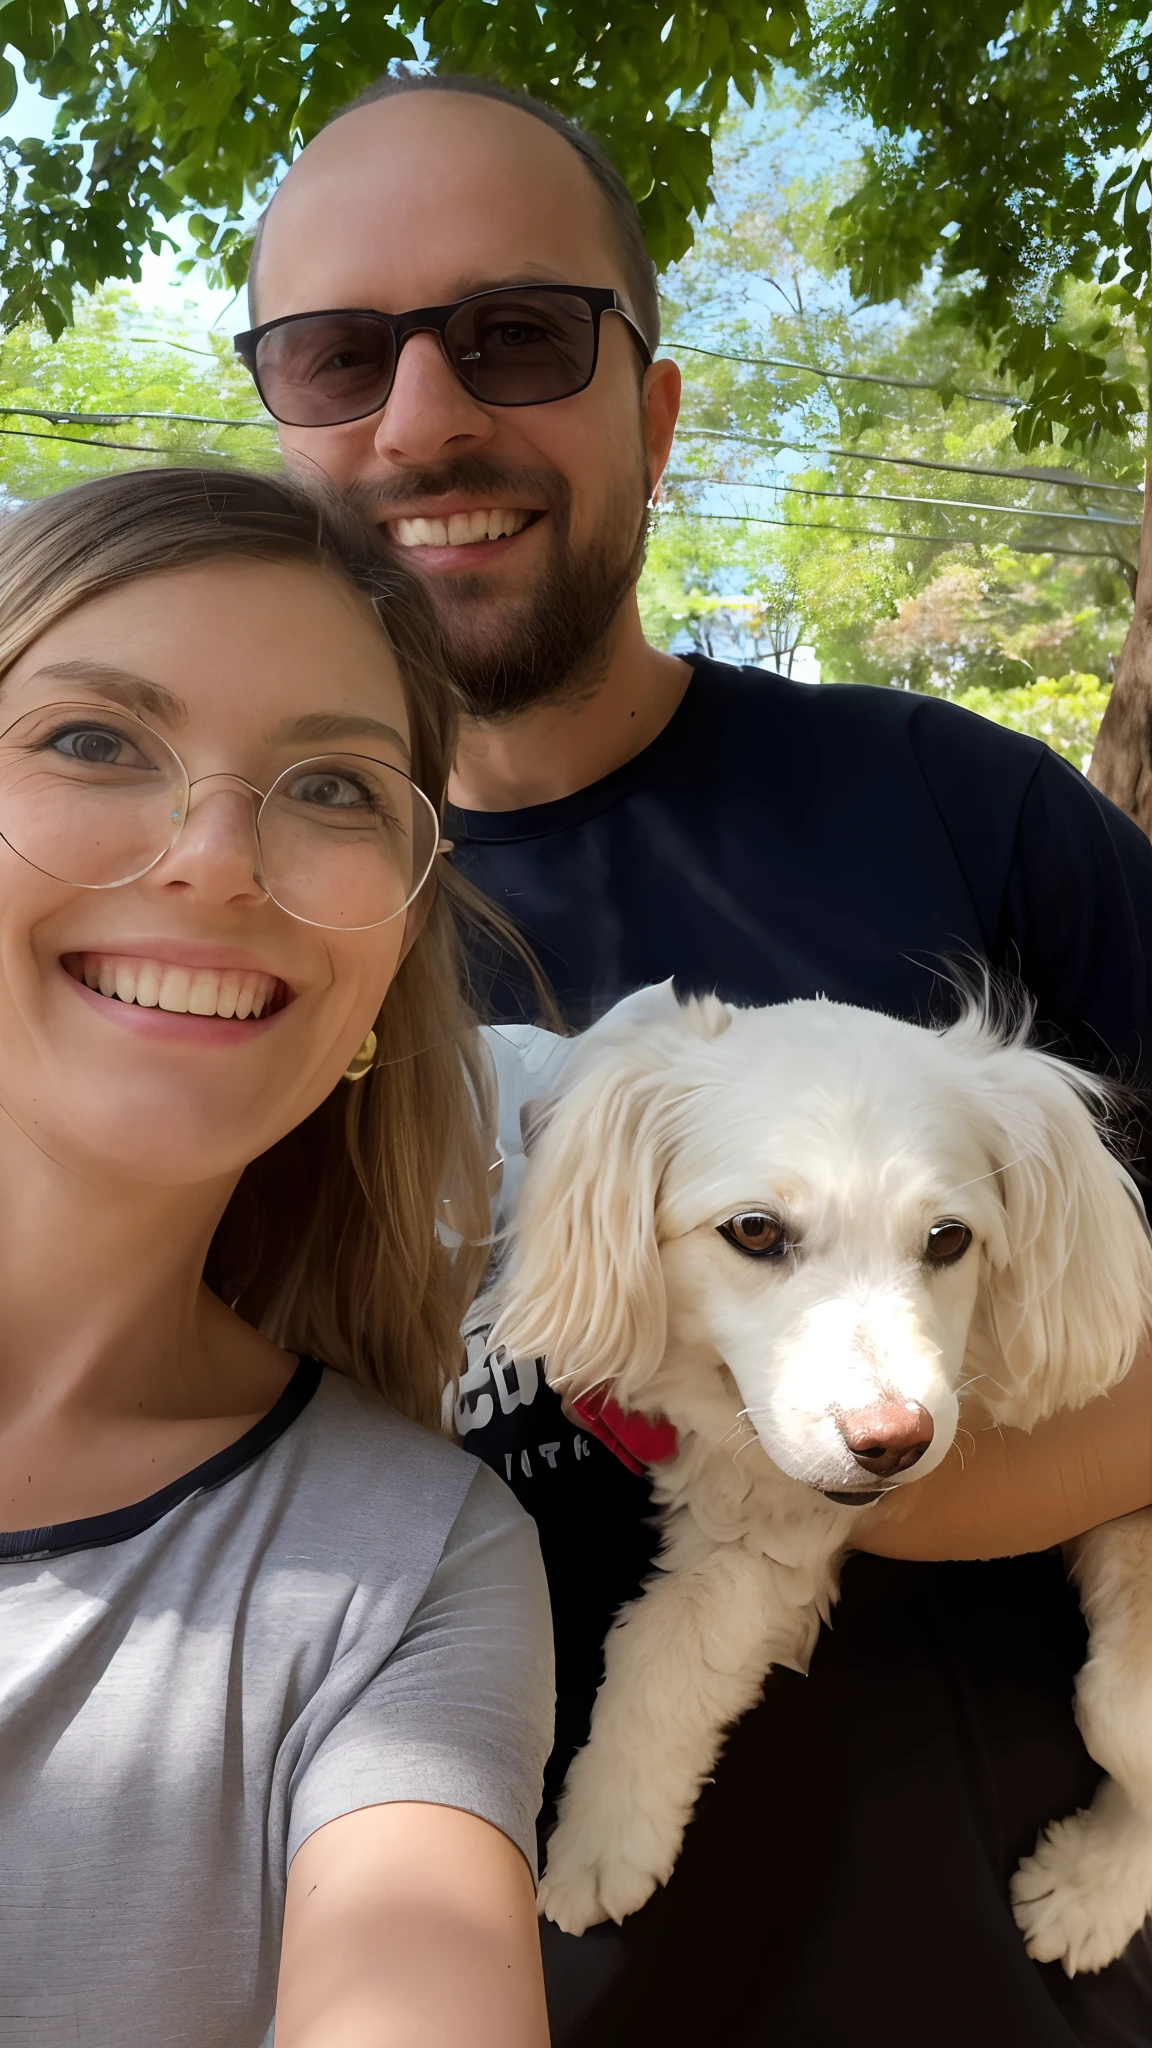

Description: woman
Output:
[0,466,553,2048]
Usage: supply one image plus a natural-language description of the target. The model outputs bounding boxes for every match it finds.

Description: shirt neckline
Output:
[445,652,714,847]
[0,1356,324,1564]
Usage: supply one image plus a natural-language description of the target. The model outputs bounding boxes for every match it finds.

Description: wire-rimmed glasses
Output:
[0,702,441,931]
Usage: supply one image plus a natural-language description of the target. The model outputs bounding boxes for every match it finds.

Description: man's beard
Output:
[348,454,650,721]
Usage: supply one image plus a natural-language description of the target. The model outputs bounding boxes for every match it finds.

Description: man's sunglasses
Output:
[233,284,652,428]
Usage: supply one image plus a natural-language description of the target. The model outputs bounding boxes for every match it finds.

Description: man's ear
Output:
[643,355,681,496]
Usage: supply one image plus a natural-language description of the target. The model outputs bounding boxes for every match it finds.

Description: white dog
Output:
[487,982,1152,1973]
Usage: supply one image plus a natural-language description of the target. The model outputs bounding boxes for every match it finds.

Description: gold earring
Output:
[343,1029,377,1083]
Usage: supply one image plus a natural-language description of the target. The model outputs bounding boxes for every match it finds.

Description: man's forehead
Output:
[255,91,626,321]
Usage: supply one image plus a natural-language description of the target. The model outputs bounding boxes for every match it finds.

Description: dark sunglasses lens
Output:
[253,314,396,426]
[444,291,597,404]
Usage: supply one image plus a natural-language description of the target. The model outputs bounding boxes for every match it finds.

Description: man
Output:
[242,73,1152,2045]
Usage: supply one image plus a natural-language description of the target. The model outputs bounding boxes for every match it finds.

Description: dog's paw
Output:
[1011,1785,1152,1976]
[538,1806,684,1935]
[538,1847,661,1936]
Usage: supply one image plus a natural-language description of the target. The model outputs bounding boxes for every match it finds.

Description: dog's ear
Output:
[491,984,728,1403]
[963,1039,1152,1424]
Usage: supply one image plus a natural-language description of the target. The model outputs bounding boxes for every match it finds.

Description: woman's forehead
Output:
[3,556,410,740]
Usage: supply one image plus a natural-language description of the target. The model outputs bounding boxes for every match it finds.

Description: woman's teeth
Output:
[392,508,532,548]
[76,955,279,1020]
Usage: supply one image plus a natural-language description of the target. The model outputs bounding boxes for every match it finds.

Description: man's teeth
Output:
[392,508,532,548]
[79,956,278,1020]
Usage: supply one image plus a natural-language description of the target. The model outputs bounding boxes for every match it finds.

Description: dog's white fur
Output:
[490,984,1152,1970]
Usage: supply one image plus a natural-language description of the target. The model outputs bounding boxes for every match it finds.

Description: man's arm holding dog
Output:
[861,1339,1152,1560]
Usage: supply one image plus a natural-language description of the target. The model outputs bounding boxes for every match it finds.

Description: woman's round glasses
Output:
[0,703,441,931]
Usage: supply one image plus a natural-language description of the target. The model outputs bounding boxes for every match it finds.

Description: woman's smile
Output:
[63,951,291,1020]
[60,947,295,1045]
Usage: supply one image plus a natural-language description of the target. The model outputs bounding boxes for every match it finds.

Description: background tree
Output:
[812,0,1152,822]
[641,92,1140,767]
[0,286,272,496]
[0,1,1147,808]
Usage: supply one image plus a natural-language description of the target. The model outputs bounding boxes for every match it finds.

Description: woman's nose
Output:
[153,782,268,904]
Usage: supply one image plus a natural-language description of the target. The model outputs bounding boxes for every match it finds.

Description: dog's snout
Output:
[838,1402,934,1477]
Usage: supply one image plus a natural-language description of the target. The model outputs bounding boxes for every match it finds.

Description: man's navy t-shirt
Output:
[447,654,1152,2048]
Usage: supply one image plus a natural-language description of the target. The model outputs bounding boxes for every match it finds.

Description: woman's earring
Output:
[343,1029,377,1084]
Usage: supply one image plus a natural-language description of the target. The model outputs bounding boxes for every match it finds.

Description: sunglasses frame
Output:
[233,283,653,426]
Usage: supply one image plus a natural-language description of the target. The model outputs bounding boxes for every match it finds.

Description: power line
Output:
[667,473,1142,529]
[0,424,236,457]
[669,341,1021,407]
[676,426,1145,497]
[675,509,1127,561]
[121,335,221,358]
[0,405,271,431]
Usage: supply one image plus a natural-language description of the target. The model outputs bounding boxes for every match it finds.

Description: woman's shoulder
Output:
[274,1365,532,1580]
[293,1376,532,1540]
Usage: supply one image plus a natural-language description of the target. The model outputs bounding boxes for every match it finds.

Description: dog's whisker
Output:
[959,1367,1013,1399]
[942,1156,1031,1198]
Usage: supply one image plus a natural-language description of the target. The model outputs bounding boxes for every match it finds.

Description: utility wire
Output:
[122,335,221,358]
[669,341,1021,406]
[680,510,1127,561]
[0,424,240,456]
[667,473,1142,529]
[676,426,1145,497]
[0,405,271,430]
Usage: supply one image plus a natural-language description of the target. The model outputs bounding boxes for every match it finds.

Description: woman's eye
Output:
[925,1219,973,1265]
[287,771,371,810]
[48,726,136,767]
[717,1212,789,1258]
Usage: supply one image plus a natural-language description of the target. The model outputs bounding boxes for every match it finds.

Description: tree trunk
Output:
[1088,463,1152,833]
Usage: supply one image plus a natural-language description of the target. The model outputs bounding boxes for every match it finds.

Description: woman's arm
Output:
[275,1802,550,2048]
[858,1339,1152,1561]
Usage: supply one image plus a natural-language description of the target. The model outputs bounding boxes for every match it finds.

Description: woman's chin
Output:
[0,1049,322,1190]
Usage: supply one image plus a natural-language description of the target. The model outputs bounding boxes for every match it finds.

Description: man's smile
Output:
[390,507,540,548]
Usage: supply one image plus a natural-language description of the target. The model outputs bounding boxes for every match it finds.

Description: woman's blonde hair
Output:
[0,465,508,1428]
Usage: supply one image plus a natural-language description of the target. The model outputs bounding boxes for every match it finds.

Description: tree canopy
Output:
[0,0,1149,813]
[0,0,804,335]
[818,1,1151,458]
[0,0,1147,464]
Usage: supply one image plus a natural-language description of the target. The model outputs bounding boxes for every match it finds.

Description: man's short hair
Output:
[247,68,660,354]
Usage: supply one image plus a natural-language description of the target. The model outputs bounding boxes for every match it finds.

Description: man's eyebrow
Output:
[437,264,570,299]
[275,711,411,762]
[27,660,187,726]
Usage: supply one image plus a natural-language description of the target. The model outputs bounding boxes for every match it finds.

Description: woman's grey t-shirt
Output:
[0,1362,553,2048]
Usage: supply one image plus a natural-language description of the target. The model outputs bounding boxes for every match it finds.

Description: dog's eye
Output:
[718,1212,789,1258]
[925,1219,973,1265]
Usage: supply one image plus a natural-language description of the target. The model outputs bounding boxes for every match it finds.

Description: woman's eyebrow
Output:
[28,660,187,727]
[275,711,411,761]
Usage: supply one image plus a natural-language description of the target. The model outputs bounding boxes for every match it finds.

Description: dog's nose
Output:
[838,1402,934,1477]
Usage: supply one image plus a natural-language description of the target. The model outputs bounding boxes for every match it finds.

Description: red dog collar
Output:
[571,1386,679,1476]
